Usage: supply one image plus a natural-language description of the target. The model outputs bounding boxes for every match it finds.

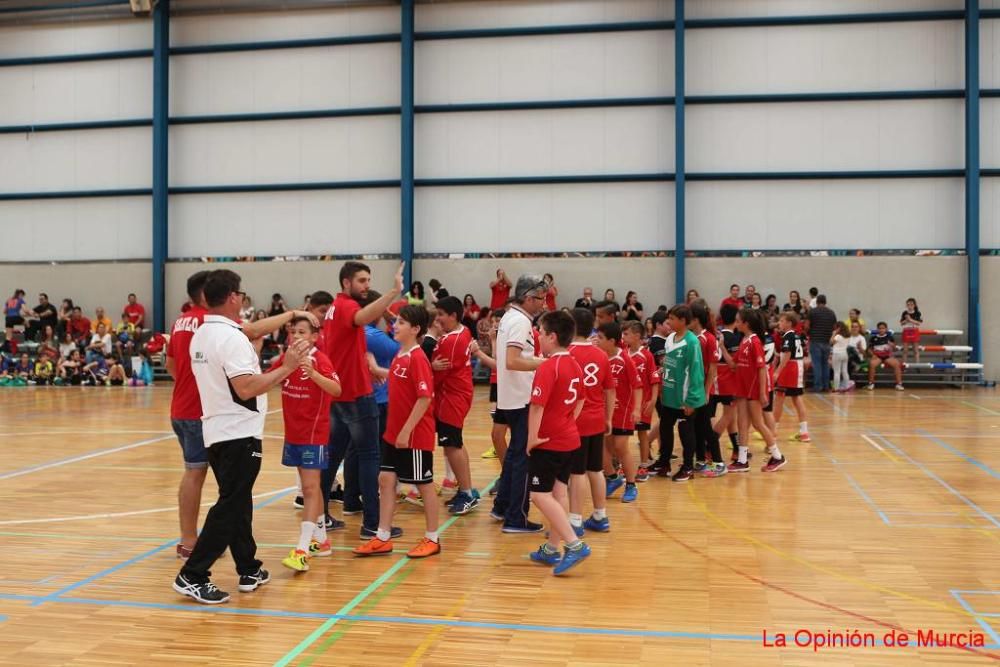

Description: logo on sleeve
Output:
[532,386,542,397]
[418,381,428,391]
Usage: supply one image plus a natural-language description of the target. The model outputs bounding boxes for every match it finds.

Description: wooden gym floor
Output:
[0,385,999,666]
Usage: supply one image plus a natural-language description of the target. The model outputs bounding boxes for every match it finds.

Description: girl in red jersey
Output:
[772,311,810,442]
[713,304,742,463]
[728,308,786,474]
[623,322,658,482]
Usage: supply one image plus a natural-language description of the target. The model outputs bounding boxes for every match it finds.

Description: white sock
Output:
[799,421,808,433]
[425,530,439,543]
[445,459,456,482]
[376,528,391,542]
[297,521,315,553]
[569,513,583,527]
[738,446,748,464]
[592,508,607,520]
[314,515,327,542]
[769,444,783,459]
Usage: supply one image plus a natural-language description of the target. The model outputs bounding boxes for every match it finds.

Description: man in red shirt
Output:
[489,268,512,311]
[124,293,146,329]
[67,307,92,346]
[320,260,405,541]
[431,296,479,515]
[719,284,743,315]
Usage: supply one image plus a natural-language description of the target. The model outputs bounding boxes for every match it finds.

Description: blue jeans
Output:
[320,394,381,530]
[810,341,831,391]
[491,405,531,528]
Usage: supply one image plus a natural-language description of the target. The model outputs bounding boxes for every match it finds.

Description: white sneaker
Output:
[895,384,905,391]
[866,383,875,390]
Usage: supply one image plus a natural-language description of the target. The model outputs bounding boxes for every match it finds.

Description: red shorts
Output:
[902,328,920,343]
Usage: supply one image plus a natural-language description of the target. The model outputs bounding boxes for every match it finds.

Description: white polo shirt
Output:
[190,314,267,446]
[496,305,536,410]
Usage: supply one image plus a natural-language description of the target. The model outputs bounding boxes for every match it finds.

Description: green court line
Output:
[274,475,499,667]
[962,401,1000,417]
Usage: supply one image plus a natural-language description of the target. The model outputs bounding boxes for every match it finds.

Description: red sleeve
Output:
[452,331,471,367]
[530,361,554,408]
[623,353,640,390]
[644,350,658,385]
[601,356,615,391]
[265,354,285,374]
[316,352,339,382]
[752,338,766,369]
[411,353,433,398]
[704,336,718,367]
[338,297,360,329]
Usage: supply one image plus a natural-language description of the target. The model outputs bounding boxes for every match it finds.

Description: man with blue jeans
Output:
[491,275,548,533]
[805,294,837,393]
[320,261,405,540]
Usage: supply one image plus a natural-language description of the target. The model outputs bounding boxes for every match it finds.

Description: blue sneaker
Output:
[693,461,708,473]
[621,484,638,503]
[553,543,591,575]
[529,545,561,566]
[605,476,624,498]
[448,491,479,515]
[583,515,610,532]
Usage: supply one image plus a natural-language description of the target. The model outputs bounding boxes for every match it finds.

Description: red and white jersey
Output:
[696,329,719,398]
[168,305,206,420]
[568,341,614,437]
[715,328,742,397]
[529,352,583,452]
[432,325,473,428]
[629,347,658,422]
[608,350,641,430]
[736,333,770,399]
[385,346,436,451]
[777,330,806,389]
[271,349,340,446]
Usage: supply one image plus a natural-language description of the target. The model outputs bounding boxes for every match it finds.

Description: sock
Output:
[625,482,636,489]
[569,513,583,527]
[738,446,748,464]
[314,514,328,541]
[541,543,559,555]
[593,508,607,520]
[566,539,584,551]
[444,459,456,482]
[460,488,471,495]
[729,432,739,448]
[297,521,315,553]
[376,528,391,542]
[606,473,620,481]
[799,421,808,434]
[769,443,783,459]
[425,530,439,543]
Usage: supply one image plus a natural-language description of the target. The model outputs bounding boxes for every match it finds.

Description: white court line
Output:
[0,435,177,481]
[0,430,172,437]
[0,486,296,526]
[910,394,922,400]
[861,434,886,453]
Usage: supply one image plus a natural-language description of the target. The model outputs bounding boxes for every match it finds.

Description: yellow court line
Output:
[402,593,471,667]
[685,483,978,620]
[860,433,900,463]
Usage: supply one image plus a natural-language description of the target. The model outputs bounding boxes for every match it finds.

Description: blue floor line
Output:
[916,430,1000,481]
[951,591,1000,645]
[841,471,891,525]
[813,393,848,417]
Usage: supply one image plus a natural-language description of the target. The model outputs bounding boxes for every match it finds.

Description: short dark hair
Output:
[689,301,710,329]
[719,303,738,326]
[203,270,241,308]
[877,321,888,329]
[570,307,595,338]
[738,307,767,338]
[428,279,442,291]
[290,315,318,332]
[72,306,82,313]
[730,283,739,290]
[187,270,210,302]
[39,292,48,300]
[809,287,819,296]
[398,305,429,338]
[491,308,505,319]
[596,302,617,318]
[597,321,621,343]
[435,295,463,319]
[539,311,574,347]
[651,310,668,327]
[309,290,334,308]
[624,320,644,336]
[339,261,370,290]
[667,304,692,324]
[816,294,827,306]
[128,293,136,298]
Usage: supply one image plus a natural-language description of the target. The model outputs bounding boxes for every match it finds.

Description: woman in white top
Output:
[846,321,868,378]
[830,322,852,392]
[239,295,255,324]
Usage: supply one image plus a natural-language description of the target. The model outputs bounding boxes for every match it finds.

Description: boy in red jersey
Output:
[714,304,742,463]
[623,322,658,482]
[772,311,810,443]
[595,322,642,503]
[567,308,614,534]
[354,305,440,559]
[431,296,480,515]
[526,310,590,575]
[273,317,342,572]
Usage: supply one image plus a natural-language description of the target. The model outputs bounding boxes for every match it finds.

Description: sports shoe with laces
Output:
[238,568,270,592]
[448,491,480,515]
[605,476,624,497]
[501,521,544,534]
[407,537,441,559]
[583,515,610,532]
[309,539,332,557]
[671,467,694,483]
[481,446,498,459]
[292,495,304,509]
[701,462,728,478]
[282,549,309,572]
[553,543,591,575]
[173,574,229,604]
[635,467,650,482]
[622,484,638,503]
[353,537,393,556]
[727,461,750,473]
[323,515,345,532]
[529,544,561,566]
[761,456,787,473]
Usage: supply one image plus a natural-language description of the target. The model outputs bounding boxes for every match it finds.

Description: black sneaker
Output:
[330,486,344,504]
[323,515,346,531]
[238,568,270,593]
[501,521,544,534]
[360,525,403,541]
[647,460,667,474]
[292,495,304,509]
[671,467,694,483]
[173,574,230,605]
[342,506,363,516]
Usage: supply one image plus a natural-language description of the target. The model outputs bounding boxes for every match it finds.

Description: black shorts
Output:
[380,441,434,485]
[529,448,574,493]
[635,422,651,432]
[436,420,464,448]
[762,390,775,413]
[491,408,508,425]
[711,394,734,408]
[488,383,498,403]
[570,432,605,475]
[611,427,633,436]
[776,386,803,397]
[5,316,23,328]
[109,378,124,386]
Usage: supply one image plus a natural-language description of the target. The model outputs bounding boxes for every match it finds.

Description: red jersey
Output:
[696,330,719,397]
[715,328,742,397]
[167,306,206,420]
[490,282,510,310]
[384,346,435,451]
[629,347,658,422]
[272,349,340,445]
[608,350,641,430]
[544,288,557,313]
[321,292,371,402]
[736,333,769,400]
[124,303,145,327]
[568,342,614,437]
[529,351,583,452]
[432,325,474,428]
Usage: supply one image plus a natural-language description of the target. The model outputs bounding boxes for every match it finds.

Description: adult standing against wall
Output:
[491,274,548,533]
[805,295,837,393]
[173,269,307,605]
[543,273,558,312]
[489,269,512,311]
[320,261,405,540]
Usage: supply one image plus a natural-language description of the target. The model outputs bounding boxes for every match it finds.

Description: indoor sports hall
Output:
[1,0,1000,665]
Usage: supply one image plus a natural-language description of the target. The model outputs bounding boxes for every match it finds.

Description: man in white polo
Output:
[490,274,548,533]
[173,269,307,605]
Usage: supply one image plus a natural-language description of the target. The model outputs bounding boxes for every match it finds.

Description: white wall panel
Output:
[980,177,1000,249]
[416,31,672,104]
[170,6,398,47]
[0,19,151,58]
[688,0,962,18]
[169,117,398,186]
[0,127,151,193]
[687,21,962,94]
[416,0,671,30]
[415,182,674,253]
[0,197,151,261]
[170,44,399,116]
[687,179,963,250]
[416,107,672,177]
[0,59,152,125]
[687,100,962,172]
[168,189,399,258]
